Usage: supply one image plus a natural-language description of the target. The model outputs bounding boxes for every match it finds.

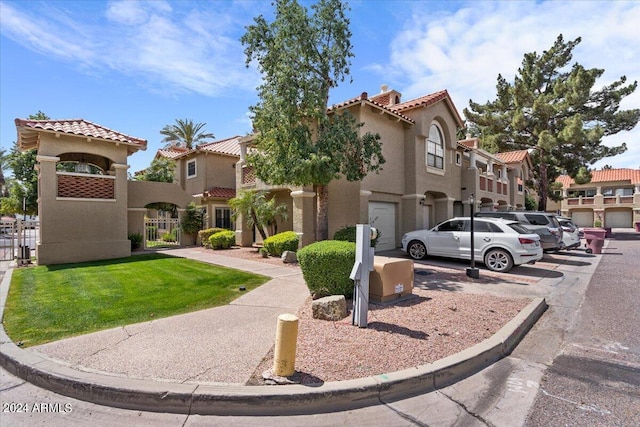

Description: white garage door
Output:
[571,211,593,228]
[369,202,396,251]
[605,210,632,228]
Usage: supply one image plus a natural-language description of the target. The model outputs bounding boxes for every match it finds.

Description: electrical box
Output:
[369,256,414,303]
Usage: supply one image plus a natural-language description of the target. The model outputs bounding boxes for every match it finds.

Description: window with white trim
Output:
[427,123,444,169]
[455,152,462,165]
[187,159,196,178]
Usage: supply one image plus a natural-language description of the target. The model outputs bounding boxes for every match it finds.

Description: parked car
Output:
[555,216,581,250]
[401,217,543,272]
[474,211,563,252]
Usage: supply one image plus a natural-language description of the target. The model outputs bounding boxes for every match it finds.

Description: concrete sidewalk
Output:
[0,247,547,416]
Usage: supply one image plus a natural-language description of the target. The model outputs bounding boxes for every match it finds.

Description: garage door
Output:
[605,210,632,228]
[368,202,396,251]
[571,211,593,228]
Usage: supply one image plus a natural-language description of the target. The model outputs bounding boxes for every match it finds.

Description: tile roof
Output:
[198,187,236,200]
[158,136,242,160]
[556,168,640,187]
[328,92,414,124]
[15,118,147,149]
[494,150,530,164]
[389,90,465,127]
[157,147,189,159]
[198,136,242,157]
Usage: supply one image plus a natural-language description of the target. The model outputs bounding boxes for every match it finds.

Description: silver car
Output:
[401,217,543,273]
[556,216,581,250]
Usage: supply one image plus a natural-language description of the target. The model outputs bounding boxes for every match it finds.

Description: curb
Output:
[0,262,547,416]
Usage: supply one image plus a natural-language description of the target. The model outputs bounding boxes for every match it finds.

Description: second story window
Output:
[187,159,196,179]
[427,123,444,169]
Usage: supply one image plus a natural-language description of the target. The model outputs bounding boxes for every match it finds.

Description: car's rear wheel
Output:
[407,240,427,260]
[484,248,513,272]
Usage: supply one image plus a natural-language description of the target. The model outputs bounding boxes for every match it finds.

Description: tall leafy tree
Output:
[1,111,48,216]
[464,35,639,211]
[228,190,288,241]
[241,0,384,240]
[137,157,175,183]
[160,118,215,149]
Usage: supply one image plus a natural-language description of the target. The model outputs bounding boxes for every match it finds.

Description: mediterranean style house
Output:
[548,168,640,228]
[14,118,192,265]
[235,86,535,251]
[155,136,242,230]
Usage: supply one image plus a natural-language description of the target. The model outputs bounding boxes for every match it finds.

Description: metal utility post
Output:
[466,193,480,278]
[350,224,376,328]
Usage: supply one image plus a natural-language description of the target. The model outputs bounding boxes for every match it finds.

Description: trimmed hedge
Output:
[209,230,236,250]
[333,225,379,248]
[263,231,299,257]
[199,228,227,248]
[297,240,355,298]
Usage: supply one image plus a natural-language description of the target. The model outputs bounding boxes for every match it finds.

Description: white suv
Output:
[401,217,543,272]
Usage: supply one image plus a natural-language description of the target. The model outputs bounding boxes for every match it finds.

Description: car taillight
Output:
[519,237,537,245]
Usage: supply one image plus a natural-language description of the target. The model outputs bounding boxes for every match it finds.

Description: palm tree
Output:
[160,119,214,149]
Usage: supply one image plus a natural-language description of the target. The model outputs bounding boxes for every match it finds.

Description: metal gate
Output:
[144,218,181,249]
[1,219,39,262]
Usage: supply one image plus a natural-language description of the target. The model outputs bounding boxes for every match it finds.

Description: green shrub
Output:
[161,229,177,242]
[263,231,299,257]
[129,233,143,250]
[333,225,379,247]
[199,228,227,248]
[209,230,236,250]
[297,240,355,298]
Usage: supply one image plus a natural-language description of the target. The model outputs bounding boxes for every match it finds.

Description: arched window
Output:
[427,123,444,169]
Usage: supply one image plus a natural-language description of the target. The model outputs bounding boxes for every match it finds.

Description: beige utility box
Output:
[369,256,414,303]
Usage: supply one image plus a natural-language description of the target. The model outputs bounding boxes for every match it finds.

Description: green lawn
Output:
[3,253,269,347]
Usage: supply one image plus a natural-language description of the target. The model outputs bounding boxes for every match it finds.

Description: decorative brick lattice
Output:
[242,166,256,185]
[479,176,486,191]
[57,174,115,199]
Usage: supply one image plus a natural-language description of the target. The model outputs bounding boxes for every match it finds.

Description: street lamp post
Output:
[466,193,480,278]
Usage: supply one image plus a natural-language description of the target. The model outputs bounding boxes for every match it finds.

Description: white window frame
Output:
[455,152,462,166]
[187,159,197,179]
[426,122,445,174]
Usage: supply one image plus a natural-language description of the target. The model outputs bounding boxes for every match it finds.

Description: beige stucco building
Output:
[236,87,534,251]
[15,118,192,265]
[155,136,241,230]
[548,168,640,228]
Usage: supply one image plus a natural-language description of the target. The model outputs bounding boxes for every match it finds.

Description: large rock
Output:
[281,251,298,264]
[312,295,347,321]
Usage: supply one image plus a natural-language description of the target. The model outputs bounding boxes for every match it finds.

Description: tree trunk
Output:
[316,184,329,241]
[251,208,268,241]
[537,162,548,212]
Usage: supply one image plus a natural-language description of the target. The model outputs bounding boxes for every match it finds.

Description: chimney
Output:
[380,84,388,93]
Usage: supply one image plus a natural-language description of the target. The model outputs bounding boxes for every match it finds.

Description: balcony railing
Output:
[57,172,115,199]
[566,195,635,207]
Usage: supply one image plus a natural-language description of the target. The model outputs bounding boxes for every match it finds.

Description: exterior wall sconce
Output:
[419,196,426,206]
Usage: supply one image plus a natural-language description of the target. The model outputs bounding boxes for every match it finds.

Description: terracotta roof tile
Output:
[200,187,236,199]
[198,136,242,157]
[329,92,414,124]
[157,147,189,159]
[495,150,529,164]
[556,168,640,187]
[15,118,147,147]
[389,90,464,127]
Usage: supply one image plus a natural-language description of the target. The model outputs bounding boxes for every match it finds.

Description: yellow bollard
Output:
[273,313,299,377]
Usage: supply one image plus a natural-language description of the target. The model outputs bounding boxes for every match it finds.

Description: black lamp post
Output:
[466,193,480,278]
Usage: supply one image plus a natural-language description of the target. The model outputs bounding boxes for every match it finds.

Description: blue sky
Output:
[1,0,639,175]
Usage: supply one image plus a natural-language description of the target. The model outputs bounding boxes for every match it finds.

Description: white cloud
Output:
[380,0,640,169]
[0,0,254,97]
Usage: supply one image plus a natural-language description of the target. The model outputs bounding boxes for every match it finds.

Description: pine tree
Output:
[464,35,639,211]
